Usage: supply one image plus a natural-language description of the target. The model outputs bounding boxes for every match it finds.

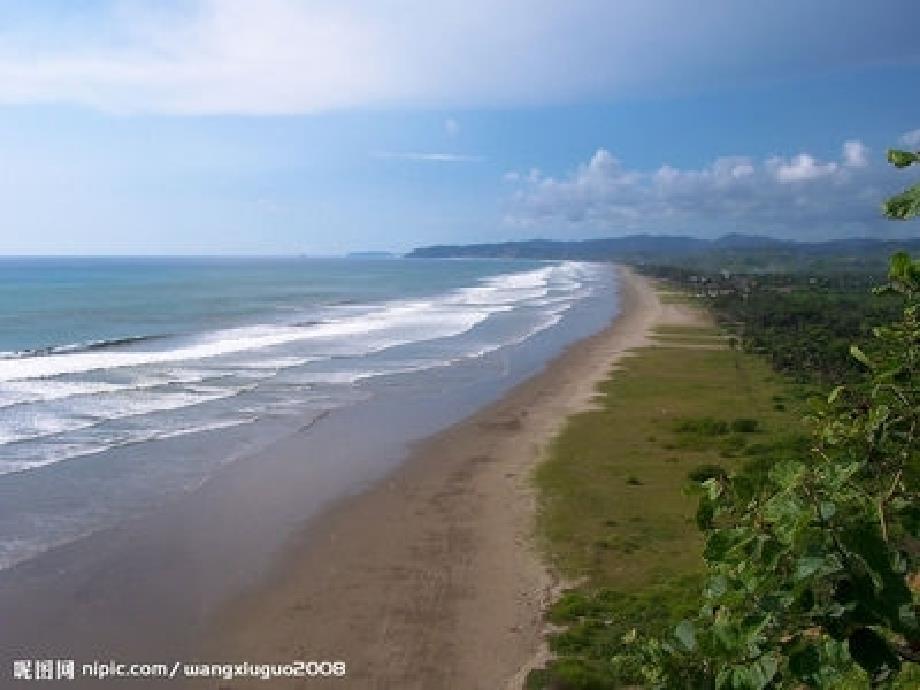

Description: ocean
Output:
[0,257,616,571]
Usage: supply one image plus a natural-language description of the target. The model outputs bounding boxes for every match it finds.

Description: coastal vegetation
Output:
[529,315,815,688]
[529,149,919,688]
[641,268,905,386]
[406,235,920,275]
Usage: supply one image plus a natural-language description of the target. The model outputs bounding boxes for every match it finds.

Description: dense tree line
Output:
[714,288,903,385]
[640,269,905,386]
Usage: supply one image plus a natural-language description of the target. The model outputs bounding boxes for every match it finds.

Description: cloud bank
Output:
[0,0,917,114]
[503,134,919,239]
[372,152,484,163]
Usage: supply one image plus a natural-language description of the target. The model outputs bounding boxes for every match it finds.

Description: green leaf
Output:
[848,627,900,680]
[883,183,920,220]
[703,476,723,500]
[674,619,697,652]
[704,530,734,562]
[839,523,915,631]
[794,556,825,581]
[849,344,872,368]
[707,574,728,598]
[887,148,920,168]
[889,251,914,278]
[887,250,920,289]
[715,663,774,690]
[756,655,777,686]
[819,501,836,521]
[788,641,821,679]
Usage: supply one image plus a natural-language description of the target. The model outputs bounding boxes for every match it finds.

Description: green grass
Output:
[535,328,795,589]
[650,324,722,336]
[530,316,920,688]
[530,322,809,688]
[656,291,697,306]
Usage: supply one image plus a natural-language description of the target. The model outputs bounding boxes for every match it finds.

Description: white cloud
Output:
[900,129,920,148]
[503,138,911,238]
[373,151,484,163]
[842,140,869,168]
[0,1,916,114]
[771,153,838,182]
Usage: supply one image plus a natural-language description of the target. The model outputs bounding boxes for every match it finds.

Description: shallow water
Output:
[0,257,614,571]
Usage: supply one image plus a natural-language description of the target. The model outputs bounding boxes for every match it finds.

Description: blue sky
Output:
[1,1,919,254]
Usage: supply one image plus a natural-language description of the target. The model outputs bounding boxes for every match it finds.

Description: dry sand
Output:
[209,266,688,689]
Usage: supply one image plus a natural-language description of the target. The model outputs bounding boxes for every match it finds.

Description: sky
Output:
[1,1,919,255]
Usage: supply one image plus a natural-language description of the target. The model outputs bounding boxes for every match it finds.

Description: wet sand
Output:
[210,266,672,689]
[0,262,618,690]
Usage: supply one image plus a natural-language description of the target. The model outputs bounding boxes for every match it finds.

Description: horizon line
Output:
[3,232,920,259]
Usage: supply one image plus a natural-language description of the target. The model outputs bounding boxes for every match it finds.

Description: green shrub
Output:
[624,249,920,688]
[530,582,701,690]
[687,463,728,483]
[730,417,760,432]
[718,434,747,457]
[674,417,729,436]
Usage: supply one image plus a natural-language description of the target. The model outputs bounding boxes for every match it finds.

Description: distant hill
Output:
[406,234,920,273]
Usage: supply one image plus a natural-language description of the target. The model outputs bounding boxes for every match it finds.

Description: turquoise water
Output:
[0,257,554,355]
[1,257,600,469]
[0,257,613,569]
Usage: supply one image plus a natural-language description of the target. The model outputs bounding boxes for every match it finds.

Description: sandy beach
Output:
[209,266,678,689]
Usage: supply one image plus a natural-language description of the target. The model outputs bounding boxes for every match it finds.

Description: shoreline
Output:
[0,260,617,687]
[209,266,670,689]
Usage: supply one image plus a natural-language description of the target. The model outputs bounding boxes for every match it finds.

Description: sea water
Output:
[0,257,615,569]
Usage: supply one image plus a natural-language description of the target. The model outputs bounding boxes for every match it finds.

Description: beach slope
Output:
[211,266,674,689]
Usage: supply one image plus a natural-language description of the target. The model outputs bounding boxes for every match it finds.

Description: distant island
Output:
[406,233,920,272]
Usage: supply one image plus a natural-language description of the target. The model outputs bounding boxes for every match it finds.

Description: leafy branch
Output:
[883,149,920,221]
[618,147,920,688]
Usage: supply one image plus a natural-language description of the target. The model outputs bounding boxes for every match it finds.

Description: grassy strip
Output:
[536,324,795,586]
[530,320,808,688]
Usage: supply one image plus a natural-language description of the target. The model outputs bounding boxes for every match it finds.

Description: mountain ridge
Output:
[406,233,920,271]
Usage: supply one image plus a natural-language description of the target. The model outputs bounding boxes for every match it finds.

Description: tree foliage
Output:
[618,149,920,688]
[638,268,905,387]
[883,149,920,221]
[532,151,920,690]
[712,286,903,386]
